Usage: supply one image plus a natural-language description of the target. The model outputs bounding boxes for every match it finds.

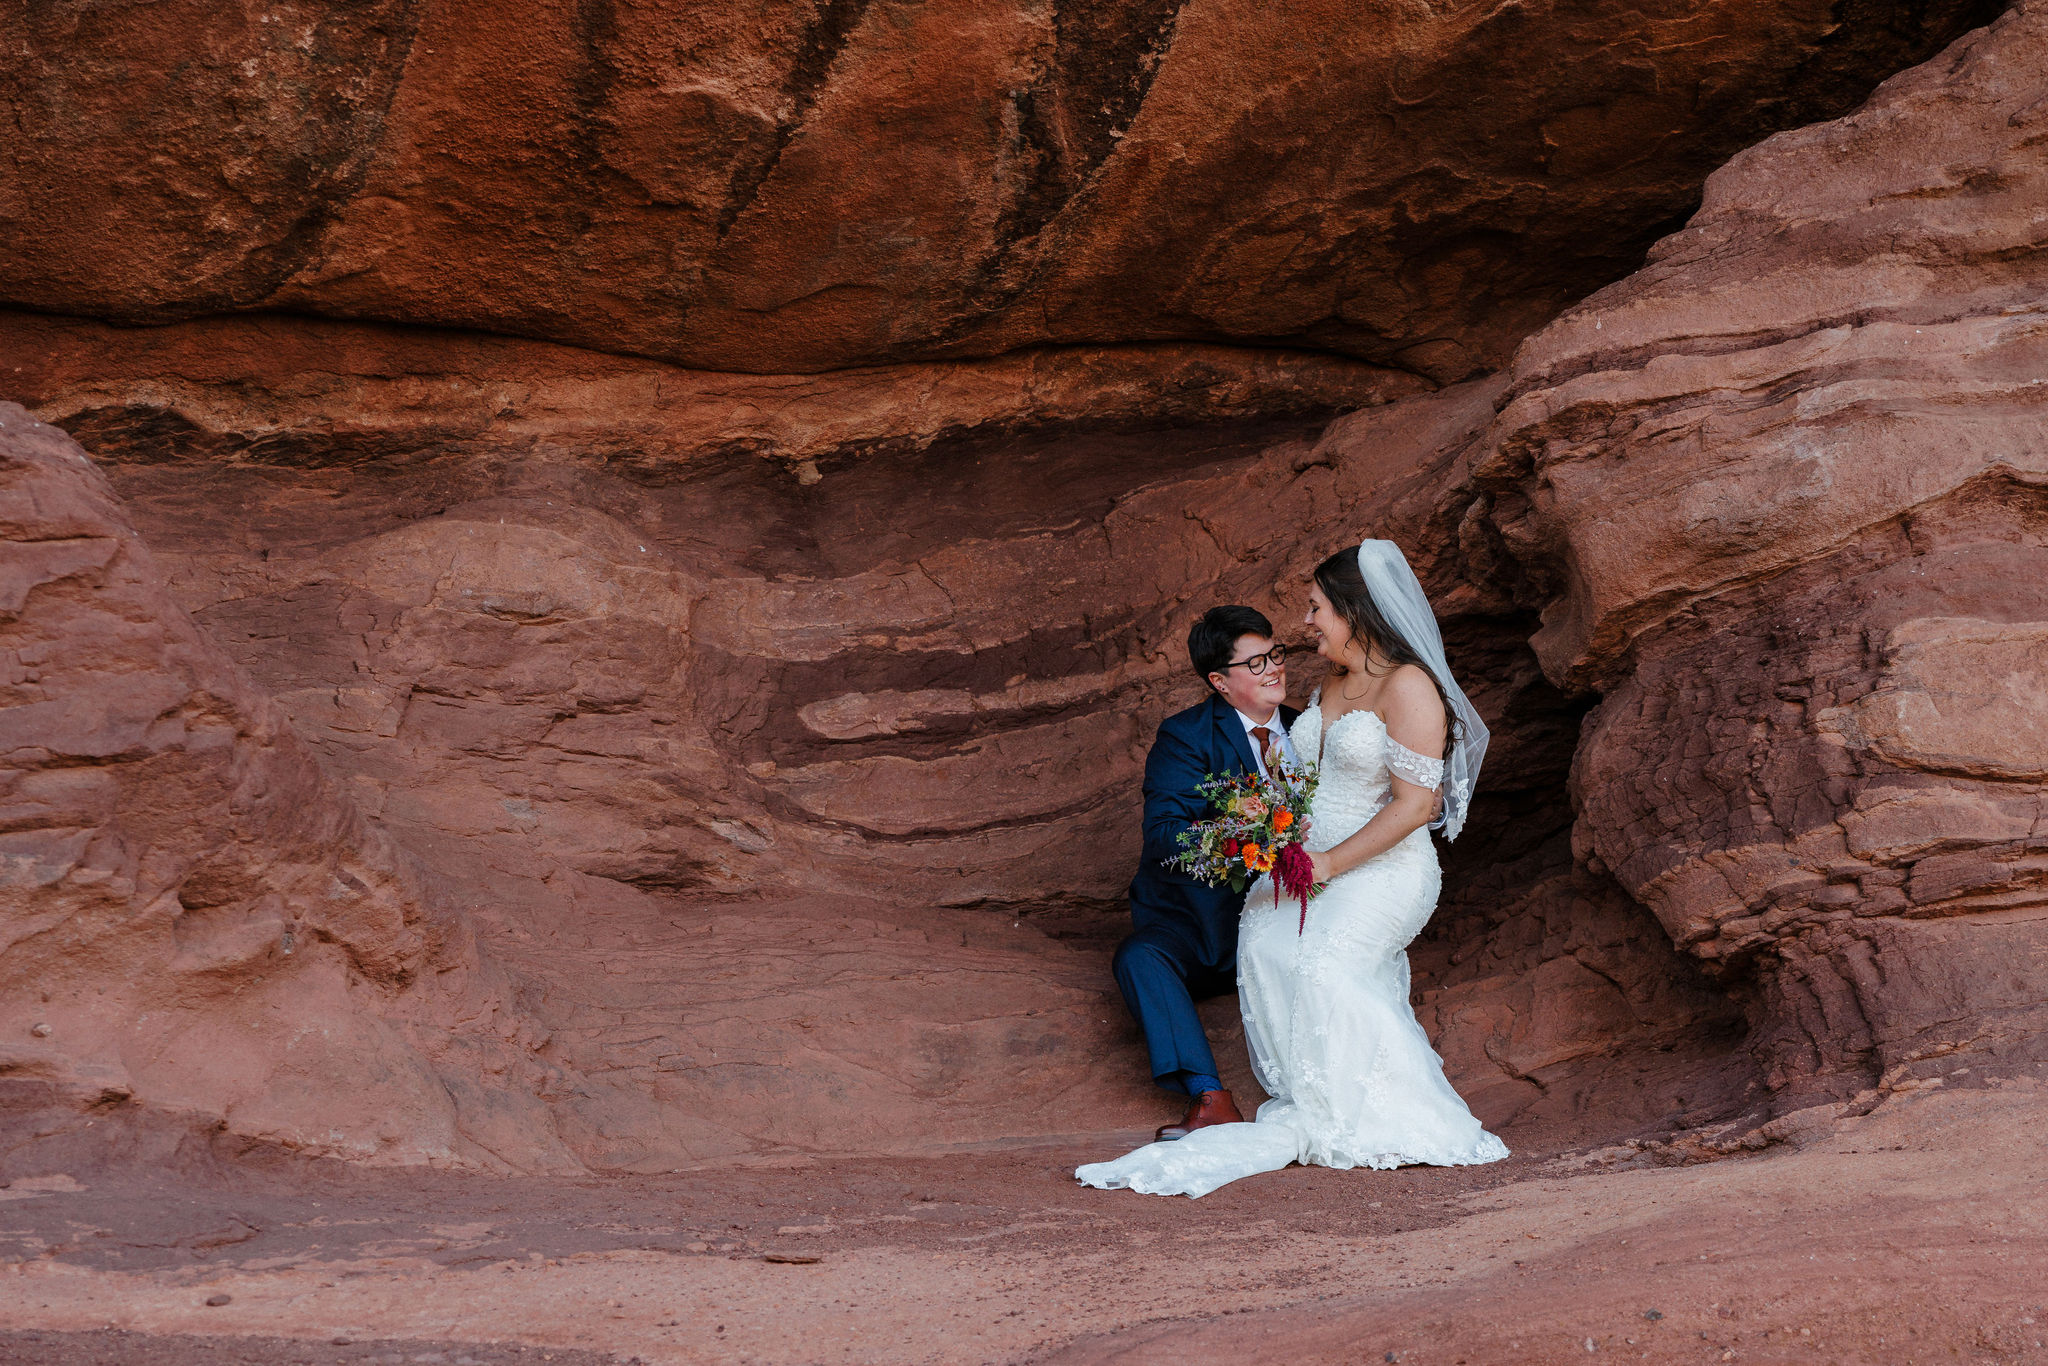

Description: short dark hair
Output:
[1188,606,1274,692]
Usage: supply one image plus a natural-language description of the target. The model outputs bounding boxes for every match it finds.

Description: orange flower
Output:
[1271,808,1294,832]
[1240,841,1263,868]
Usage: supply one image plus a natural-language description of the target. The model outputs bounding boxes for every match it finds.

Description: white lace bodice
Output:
[1291,691,1446,852]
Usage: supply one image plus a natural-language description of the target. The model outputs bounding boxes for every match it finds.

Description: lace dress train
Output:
[1076,696,1507,1198]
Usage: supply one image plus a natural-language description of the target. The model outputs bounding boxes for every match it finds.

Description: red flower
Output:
[1222,839,1241,857]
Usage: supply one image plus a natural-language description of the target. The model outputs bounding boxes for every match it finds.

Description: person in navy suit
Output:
[1117,605,1300,1141]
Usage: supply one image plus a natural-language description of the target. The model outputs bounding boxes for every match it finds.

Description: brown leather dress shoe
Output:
[1155,1089,1245,1142]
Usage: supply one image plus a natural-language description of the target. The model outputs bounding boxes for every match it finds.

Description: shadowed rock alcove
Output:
[5,0,2043,1179]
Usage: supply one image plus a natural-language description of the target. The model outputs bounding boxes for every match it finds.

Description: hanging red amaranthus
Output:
[1273,841,1319,934]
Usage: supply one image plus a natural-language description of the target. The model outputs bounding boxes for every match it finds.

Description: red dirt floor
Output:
[1,1087,2043,1366]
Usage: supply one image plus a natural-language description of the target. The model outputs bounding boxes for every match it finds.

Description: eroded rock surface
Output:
[0,0,1997,379]
[5,0,2039,1172]
[6,347,1742,1165]
[4,311,1423,472]
[0,406,1195,1170]
[1472,0,2048,1096]
[0,405,569,1170]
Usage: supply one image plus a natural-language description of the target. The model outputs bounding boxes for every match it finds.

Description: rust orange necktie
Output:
[1250,725,1275,774]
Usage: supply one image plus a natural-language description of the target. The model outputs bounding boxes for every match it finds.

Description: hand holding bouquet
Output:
[1168,760,1321,932]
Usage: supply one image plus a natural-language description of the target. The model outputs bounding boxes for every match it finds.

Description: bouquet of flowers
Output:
[1168,760,1321,932]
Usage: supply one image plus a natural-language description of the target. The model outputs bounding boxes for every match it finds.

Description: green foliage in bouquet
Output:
[1168,761,1319,896]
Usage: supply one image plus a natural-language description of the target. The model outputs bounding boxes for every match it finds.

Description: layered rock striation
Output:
[1470,0,2048,1096]
[5,0,2042,1169]
[0,405,572,1169]
[0,0,1998,379]
[4,353,1745,1166]
[0,406,1206,1170]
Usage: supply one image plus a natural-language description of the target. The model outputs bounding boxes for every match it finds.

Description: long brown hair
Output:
[1312,548,1459,760]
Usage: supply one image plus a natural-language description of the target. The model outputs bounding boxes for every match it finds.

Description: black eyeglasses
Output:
[1221,643,1288,676]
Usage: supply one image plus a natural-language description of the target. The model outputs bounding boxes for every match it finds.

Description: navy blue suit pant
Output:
[1112,923,1233,1096]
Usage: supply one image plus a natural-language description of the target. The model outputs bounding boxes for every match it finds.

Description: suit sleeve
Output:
[1139,719,1215,870]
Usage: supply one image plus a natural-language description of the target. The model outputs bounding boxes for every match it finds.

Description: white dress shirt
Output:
[1235,706,1299,780]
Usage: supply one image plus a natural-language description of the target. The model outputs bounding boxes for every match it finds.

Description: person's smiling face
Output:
[1208,633,1286,718]
[1304,581,1353,664]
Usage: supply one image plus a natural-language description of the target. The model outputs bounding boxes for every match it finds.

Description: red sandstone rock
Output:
[2,312,1423,471]
[7,0,2033,1175]
[1471,0,2048,1096]
[0,0,1996,380]
[8,344,1735,1162]
[19,362,1480,919]
[0,404,1197,1169]
[0,403,569,1169]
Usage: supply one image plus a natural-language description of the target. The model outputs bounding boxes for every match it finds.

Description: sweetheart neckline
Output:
[1307,698,1386,736]
[1305,696,1384,765]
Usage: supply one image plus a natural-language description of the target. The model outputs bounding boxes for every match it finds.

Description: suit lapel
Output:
[1213,696,1260,776]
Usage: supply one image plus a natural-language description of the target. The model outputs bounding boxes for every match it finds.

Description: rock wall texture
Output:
[1470,0,2048,1098]
[5,0,2042,1169]
[0,363,1742,1167]
[0,0,1998,380]
[3,311,1424,472]
[0,404,1213,1170]
[0,406,572,1170]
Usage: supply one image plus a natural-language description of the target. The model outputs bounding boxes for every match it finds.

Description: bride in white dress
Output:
[1077,539,1508,1197]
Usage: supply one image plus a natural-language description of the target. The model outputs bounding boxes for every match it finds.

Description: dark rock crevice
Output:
[711,0,876,245]
[959,0,1187,318]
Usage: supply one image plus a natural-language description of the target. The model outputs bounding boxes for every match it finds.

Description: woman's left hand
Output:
[1307,848,1335,884]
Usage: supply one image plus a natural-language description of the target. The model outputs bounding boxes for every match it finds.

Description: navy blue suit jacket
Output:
[1127,693,1301,972]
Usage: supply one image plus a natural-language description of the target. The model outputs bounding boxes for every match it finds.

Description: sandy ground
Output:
[1,1086,2043,1366]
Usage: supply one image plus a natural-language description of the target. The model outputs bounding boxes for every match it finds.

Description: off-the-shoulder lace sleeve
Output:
[1385,736,1445,790]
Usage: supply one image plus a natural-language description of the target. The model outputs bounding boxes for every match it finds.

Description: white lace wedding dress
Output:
[1076,691,1509,1198]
